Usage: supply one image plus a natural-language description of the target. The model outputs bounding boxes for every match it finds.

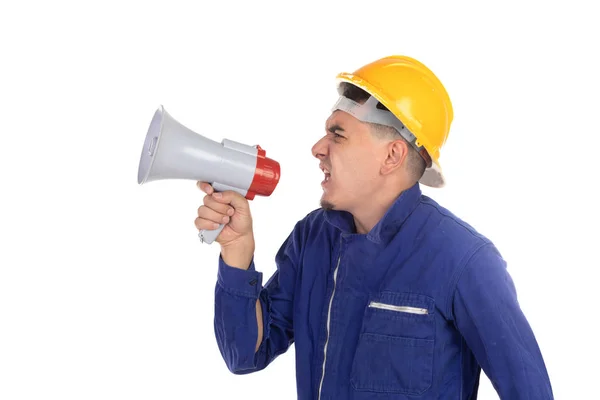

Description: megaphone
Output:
[137,105,281,244]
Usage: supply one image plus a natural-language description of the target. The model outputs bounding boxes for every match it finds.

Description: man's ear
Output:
[381,139,409,175]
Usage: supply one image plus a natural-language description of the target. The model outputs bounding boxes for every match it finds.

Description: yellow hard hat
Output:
[335,55,453,188]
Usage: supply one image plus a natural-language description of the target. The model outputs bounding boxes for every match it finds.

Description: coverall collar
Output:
[323,182,422,245]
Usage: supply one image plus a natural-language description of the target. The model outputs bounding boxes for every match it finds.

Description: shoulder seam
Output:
[421,201,487,242]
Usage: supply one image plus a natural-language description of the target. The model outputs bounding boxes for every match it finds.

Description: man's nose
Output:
[311,137,327,159]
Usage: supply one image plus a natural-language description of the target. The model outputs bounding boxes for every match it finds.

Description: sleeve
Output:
[452,243,554,399]
[213,223,303,374]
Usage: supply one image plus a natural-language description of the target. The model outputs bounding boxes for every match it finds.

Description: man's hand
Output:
[195,182,255,269]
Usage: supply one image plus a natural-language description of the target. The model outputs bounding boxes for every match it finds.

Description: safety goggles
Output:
[331,95,432,168]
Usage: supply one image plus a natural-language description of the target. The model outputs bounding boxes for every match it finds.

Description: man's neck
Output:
[351,181,412,234]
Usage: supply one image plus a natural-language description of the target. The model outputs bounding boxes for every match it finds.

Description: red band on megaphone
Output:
[246,145,281,200]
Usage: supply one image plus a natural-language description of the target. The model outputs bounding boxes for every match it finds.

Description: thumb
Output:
[211,190,250,211]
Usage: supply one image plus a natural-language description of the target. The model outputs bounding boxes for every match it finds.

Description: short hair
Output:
[338,82,427,182]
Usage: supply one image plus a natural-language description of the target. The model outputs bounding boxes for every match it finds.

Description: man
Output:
[195,55,554,399]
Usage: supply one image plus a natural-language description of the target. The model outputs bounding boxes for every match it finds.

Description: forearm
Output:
[214,260,263,373]
[255,298,262,352]
[214,227,298,374]
[220,236,263,352]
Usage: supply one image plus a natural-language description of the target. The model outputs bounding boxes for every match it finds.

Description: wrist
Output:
[220,235,255,270]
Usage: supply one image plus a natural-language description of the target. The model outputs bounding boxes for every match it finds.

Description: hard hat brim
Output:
[420,158,445,188]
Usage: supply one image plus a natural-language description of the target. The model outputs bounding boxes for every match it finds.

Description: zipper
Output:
[368,301,428,315]
[317,238,343,400]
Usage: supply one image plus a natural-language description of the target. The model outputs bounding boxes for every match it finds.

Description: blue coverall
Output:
[214,182,554,399]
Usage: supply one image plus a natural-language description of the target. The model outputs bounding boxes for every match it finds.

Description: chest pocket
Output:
[350,291,435,396]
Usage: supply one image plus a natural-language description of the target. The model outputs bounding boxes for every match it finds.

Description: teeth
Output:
[320,165,331,182]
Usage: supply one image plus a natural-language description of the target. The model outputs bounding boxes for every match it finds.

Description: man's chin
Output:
[320,200,335,210]
[320,196,336,211]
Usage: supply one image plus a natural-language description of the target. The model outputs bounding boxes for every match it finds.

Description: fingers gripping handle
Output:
[198,182,248,244]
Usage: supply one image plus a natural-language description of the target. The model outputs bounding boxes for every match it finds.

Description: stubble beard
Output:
[320,198,335,211]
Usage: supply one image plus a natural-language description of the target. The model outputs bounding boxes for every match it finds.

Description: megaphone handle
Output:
[198,182,248,245]
[199,224,225,244]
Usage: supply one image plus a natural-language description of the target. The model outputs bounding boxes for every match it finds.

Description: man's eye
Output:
[334,133,344,139]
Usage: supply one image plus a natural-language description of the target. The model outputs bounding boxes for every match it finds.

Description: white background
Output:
[1,1,598,399]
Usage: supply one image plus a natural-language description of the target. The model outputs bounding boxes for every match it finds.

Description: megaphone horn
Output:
[137,105,281,244]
